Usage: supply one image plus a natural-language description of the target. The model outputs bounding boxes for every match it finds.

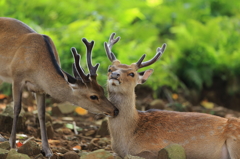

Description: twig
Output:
[73,121,78,135]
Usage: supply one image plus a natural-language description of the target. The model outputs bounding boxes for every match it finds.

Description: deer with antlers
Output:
[104,33,240,159]
[0,17,119,157]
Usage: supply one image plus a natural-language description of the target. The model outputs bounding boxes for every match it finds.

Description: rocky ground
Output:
[0,88,240,159]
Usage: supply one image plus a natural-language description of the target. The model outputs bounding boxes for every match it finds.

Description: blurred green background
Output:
[1,0,240,109]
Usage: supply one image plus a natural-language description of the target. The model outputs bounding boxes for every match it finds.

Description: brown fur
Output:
[0,17,117,157]
[107,60,240,159]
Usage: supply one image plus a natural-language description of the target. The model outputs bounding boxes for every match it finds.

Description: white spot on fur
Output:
[200,135,205,139]
[163,140,169,144]
[108,79,120,86]
[191,136,196,140]
[209,130,215,135]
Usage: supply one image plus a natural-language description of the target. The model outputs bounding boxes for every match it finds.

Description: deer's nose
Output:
[114,108,119,117]
[111,72,120,79]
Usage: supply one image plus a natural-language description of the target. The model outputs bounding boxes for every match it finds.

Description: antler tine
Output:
[104,33,120,62]
[71,47,88,82]
[137,43,167,69]
[82,38,99,78]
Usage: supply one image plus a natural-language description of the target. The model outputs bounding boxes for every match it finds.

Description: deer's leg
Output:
[35,93,53,157]
[9,82,23,148]
[226,138,240,159]
[225,117,240,159]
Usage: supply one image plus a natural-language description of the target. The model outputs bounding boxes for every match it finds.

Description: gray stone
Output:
[0,148,9,159]
[149,99,165,110]
[52,121,64,129]
[34,153,45,159]
[0,134,7,142]
[6,149,31,159]
[18,140,41,156]
[0,103,26,132]
[58,102,76,114]
[63,151,79,159]
[124,155,145,159]
[158,144,186,159]
[81,149,114,159]
[0,141,10,150]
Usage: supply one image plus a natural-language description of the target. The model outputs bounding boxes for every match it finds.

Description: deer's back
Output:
[0,18,61,84]
[130,110,231,159]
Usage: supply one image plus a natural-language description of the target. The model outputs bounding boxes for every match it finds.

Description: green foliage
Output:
[1,0,240,95]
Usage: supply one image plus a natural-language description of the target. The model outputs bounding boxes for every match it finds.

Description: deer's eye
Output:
[128,73,135,77]
[108,69,112,72]
[90,95,99,100]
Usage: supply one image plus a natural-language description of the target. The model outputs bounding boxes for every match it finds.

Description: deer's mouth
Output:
[109,78,121,86]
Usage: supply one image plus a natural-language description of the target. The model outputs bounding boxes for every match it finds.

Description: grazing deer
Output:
[0,17,118,157]
[104,33,240,159]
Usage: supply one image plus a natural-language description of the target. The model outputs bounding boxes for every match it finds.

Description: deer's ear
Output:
[138,69,154,84]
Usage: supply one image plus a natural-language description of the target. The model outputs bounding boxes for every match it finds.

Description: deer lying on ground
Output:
[0,17,119,157]
[104,33,240,159]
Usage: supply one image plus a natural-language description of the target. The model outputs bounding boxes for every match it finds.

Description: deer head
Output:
[104,33,167,93]
[63,38,119,117]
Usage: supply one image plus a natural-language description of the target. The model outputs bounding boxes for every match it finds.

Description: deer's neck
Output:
[41,74,75,103]
[108,90,139,139]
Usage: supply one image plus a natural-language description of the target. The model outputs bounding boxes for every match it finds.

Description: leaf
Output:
[16,141,23,148]
[72,145,81,151]
[65,123,83,131]
[0,94,7,99]
[172,94,178,100]
[75,107,88,115]
[201,100,214,109]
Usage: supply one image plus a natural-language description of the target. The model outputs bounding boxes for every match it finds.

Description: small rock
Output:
[52,121,64,129]
[0,103,26,132]
[124,155,145,159]
[81,149,114,159]
[0,148,9,159]
[57,102,76,114]
[56,127,73,135]
[85,130,96,136]
[6,149,31,159]
[46,121,55,139]
[149,99,165,110]
[114,156,122,159]
[0,141,10,150]
[34,153,45,159]
[96,119,109,137]
[98,138,110,147]
[51,105,63,116]
[57,147,69,154]
[0,134,8,142]
[63,151,79,159]
[50,153,60,159]
[158,144,186,159]
[18,140,41,156]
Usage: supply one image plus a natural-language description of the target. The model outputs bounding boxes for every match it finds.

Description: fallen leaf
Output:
[75,107,88,115]
[65,123,83,131]
[16,141,23,148]
[201,100,214,109]
[172,93,178,100]
[0,94,7,99]
[16,134,28,139]
[72,145,81,151]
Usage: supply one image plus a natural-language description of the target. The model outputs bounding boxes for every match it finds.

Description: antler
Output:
[82,38,99,80]
[136,43,167,69]
[71,47,89,82]
[104,33,120,62]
